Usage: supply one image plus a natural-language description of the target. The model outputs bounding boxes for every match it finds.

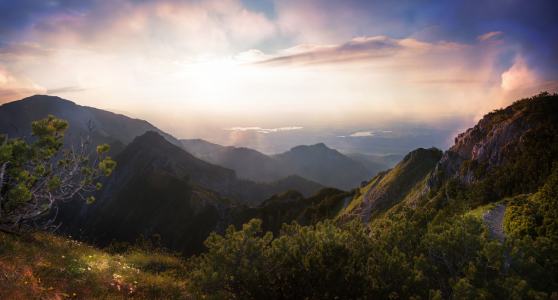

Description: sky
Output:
[1,0,557,154]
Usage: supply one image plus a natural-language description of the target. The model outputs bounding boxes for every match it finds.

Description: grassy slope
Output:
[334,148,442,227]
[0,233,191,299]
[333,176,379,225]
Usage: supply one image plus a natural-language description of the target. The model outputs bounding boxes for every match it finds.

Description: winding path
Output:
[482,203,510,273]
[482,204,508,243]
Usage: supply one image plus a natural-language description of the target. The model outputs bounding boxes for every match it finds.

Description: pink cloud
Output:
[28,0,276,56]
[255,36,467,67]
[477,31,504,42]
[0,65,46,104]
[501,56,539,91]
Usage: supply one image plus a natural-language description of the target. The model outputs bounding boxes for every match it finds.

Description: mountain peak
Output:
[290,142,330,152]
[132,131,166,144]
[1,94,78,110]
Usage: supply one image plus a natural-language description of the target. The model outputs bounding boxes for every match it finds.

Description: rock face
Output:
[426,106,534,192]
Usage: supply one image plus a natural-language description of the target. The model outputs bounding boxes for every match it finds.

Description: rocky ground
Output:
[482,203,508,243]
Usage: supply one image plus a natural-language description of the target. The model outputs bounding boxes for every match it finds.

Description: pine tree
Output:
[0,115,116,234]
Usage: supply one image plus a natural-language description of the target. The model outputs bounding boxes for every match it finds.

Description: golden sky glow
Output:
[0,0,556,148]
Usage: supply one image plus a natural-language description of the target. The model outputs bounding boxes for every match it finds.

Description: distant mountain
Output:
[181,139,224,160]
[346,153,404,169]
[103,132,324,204]
[273,143,373,191]
[0,95,182,147]
[182,139,289,182]
[183,139,382,190]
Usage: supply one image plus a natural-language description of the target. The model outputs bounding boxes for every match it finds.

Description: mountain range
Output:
[3,93,558,299]
[182,139,388,190]
[55,131,350,255]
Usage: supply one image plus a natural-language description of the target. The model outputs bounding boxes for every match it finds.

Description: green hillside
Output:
[336,147,443,226]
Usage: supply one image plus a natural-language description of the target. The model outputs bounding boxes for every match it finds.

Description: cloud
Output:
[254,36,464,67]
[224,126,303,133]
[47,86,92,94]
[235,49,270,63]
[272,0,437,45]
[0,42,55,59]
[477,31,504,42]
[23,0,276,56]
[0,65,46,104]
[349,131,374,137]
[501,55,542,92]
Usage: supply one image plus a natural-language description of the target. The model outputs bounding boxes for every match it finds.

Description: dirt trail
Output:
[482,204,507,243]
[482,203,510,273]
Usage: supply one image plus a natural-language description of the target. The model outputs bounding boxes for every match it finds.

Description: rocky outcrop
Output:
[425,106,534,192]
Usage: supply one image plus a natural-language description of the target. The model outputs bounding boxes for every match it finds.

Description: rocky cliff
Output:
[426,97,539,192]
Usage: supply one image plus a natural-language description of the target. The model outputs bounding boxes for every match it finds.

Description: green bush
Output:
[505,164,558,242]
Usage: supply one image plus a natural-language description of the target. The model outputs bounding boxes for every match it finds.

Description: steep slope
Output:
[0,95,181,147]
[273,143,373,190]
[338,148,443,226]
[425,92,558,196]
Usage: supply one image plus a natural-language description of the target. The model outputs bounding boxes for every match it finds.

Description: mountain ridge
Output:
[182,139,385,190]
[0,95,182,147]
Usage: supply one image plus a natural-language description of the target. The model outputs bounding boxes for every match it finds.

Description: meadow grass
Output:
[0,233,194,299]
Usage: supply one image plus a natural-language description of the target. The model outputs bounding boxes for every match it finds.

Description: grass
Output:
[0,233,193,299]
[466,202,497,219]
[330,195,348,220]
[333,182,376,225]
